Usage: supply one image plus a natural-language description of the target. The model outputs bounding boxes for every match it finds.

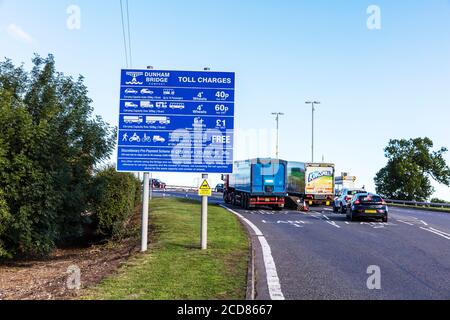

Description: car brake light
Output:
[354,200,361,205]
[345,196,352,201]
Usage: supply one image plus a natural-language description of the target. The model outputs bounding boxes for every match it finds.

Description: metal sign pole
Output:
[201,174,208,250]
[150,173,153,201]
[141,172,150,252]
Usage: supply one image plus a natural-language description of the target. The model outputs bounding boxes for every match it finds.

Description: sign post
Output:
[141,172,150,252]
[198,175,212,250]
[117,68,235,251]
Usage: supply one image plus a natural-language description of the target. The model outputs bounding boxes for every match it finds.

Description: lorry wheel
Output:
[231,193,236,206]
[245,197,251,210]
[223,192,229,204]
[241,195,245,209]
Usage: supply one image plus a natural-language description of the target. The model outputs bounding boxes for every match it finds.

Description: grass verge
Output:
[84,198,249,300]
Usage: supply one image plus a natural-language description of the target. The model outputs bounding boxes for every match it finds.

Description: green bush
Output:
[0,55,115,258]
[91,167,141,239]
[431,198,449,204]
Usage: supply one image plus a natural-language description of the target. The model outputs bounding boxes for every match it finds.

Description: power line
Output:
[120,0,129,68]
[126,0,133,67]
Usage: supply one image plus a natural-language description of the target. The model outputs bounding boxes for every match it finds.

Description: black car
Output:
[333,188,367,213]
[215,184,224,193]
[347,193,388,222]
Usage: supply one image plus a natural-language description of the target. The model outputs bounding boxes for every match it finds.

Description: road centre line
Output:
[396,220,415,226]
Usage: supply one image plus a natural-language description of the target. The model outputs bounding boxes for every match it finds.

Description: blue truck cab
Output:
[223,158,288,210]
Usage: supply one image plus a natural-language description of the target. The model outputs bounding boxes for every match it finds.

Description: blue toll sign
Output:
[117,69,235,173]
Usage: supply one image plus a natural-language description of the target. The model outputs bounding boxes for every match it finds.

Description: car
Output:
[141,89,154,94]
[125,88,138,94]
[151,179,166,189]
[347,193,388,222]
[333,188,367,213]
[125,102,139,108]
[153,135,166,143]
[215,184,224,193]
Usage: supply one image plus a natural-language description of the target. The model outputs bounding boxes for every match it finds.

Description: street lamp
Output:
[271,112,284,159]
[305,101,321,162]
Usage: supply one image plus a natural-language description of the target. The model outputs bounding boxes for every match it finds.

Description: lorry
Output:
[335,173,357,195]
[222,158,288,210]
[287,162,335,206]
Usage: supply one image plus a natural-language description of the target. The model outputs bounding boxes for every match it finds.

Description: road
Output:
[155,190,450,300]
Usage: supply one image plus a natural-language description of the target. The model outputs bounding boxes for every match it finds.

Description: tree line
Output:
[0,55,141,259]
[375,137,450,202]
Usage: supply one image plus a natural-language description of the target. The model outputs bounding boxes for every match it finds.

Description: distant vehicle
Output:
[125,102,139,108]
[287,162,335,206]
[153,135,166,143]
[151,179,166,189]
[335,173,357,195]
[223,158,287,210]
[333,188,367,213]
[215,184,224,193]
[347,193,388,223]
[125,88,138,94]
[141,89,154,94]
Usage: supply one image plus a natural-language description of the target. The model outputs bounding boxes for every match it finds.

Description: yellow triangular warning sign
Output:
[200,180,211,190]
[198,179,212,197]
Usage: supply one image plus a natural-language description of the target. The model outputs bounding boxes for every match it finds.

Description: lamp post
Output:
[305,101,320,162]
[271,112,284,159]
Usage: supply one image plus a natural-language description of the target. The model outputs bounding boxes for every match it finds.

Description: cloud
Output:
[7,24,34,44]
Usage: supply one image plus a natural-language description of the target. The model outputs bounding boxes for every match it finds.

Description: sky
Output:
[1,0,450,199]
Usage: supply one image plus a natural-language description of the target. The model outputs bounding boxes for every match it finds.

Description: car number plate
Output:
[365,210,377,214]
[265,198,270,202]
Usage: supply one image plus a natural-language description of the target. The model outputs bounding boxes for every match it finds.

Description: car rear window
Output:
[347,190,366,196]
[358,195,383,203]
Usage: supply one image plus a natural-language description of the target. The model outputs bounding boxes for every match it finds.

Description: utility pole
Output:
[305,101,320,162]
[271,112,284,159]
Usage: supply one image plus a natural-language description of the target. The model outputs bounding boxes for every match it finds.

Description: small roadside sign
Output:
[198,179,212,197]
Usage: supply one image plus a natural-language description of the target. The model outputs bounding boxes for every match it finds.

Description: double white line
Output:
[420,226,450,241]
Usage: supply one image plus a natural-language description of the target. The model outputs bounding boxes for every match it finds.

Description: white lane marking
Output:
[323,208,333,212]
[420,227,450,241]
[420,220,428,226]
[345,222,350,225]
[221,205,285,300]
[396,220,414,226]
[326,221,341,229]
[322,215,330,221]
[428,227,450,238]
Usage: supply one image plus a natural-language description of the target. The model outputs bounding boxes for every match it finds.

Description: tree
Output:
[374,138,450,202]
[0,55,116,258]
